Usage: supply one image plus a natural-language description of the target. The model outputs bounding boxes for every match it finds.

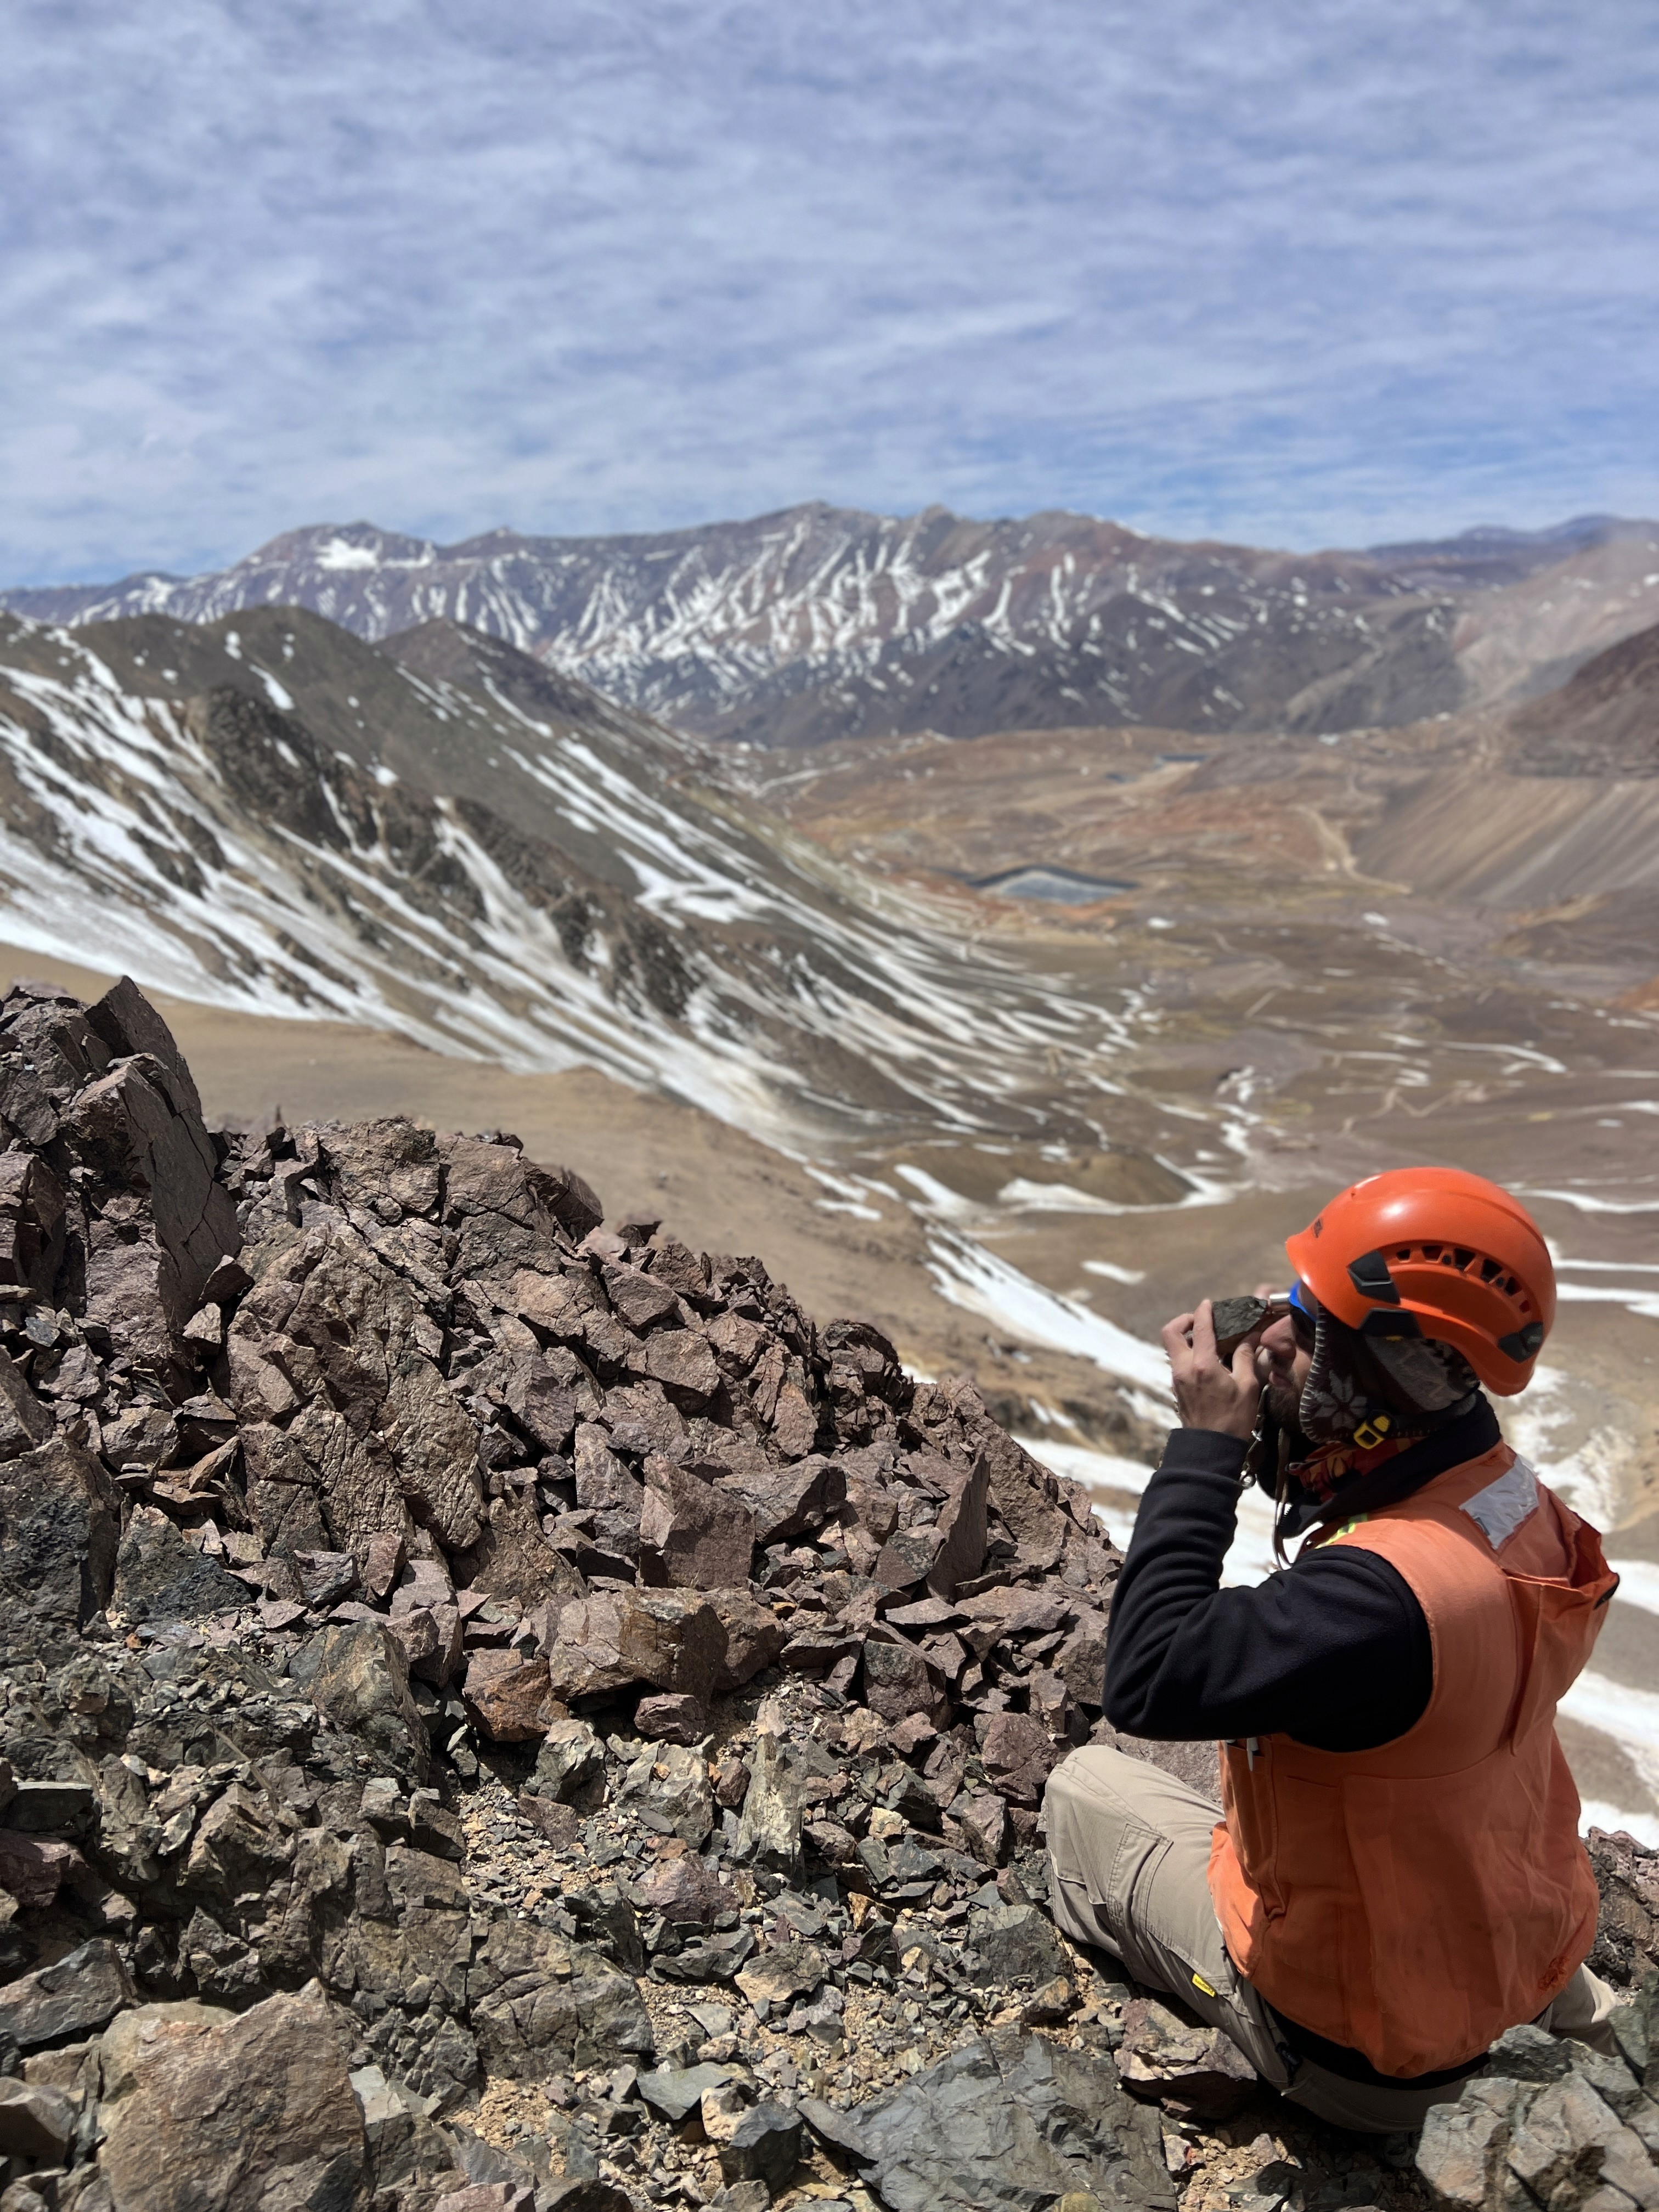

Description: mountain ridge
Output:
[8,504,1657,749]
[0,603,1124,1149]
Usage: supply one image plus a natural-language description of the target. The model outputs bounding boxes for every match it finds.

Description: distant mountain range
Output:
[0,605,1120,1142]
[7,505,1657,747]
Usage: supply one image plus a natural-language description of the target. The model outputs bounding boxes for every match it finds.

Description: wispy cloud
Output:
[4,0,1657,580]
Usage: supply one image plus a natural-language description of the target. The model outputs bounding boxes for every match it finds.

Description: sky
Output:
[5,0,1658,584]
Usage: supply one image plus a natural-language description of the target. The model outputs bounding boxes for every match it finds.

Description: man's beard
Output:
[1265,1376,1302,1432]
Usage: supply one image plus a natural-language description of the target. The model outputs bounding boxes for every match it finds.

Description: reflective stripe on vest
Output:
[1206,1443,1615,2078]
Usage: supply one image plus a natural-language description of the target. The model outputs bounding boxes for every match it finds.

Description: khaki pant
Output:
[1043,1744,1619,2136]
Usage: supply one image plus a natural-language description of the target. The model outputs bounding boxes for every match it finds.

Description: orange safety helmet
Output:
[1284,1166,1554,1396]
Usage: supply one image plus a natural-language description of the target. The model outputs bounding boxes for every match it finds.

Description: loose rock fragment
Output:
[718,2101,804,2194]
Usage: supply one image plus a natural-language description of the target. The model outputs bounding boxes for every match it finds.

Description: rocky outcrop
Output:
[0,973,1651,2212]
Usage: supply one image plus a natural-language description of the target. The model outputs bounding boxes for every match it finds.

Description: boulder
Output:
[707,1585,789,1691]
[0,1156,66,1306]
[634,1851,732,1930]
[0,1435,121,1663]
[613,1741,714,1847]
[114,1505,249,1622]
[241,1402,409,1570]
[311,1618,432,1784]
[1116,1996,1259,2120]
[640,1329,722,1406]
[0,1829,87,1910]
[718,2102,804,2194]
[732,1732,802,1875]
[97,1983,367,2212]
[721,1454,846,1547]
[462,1651,557,1743]
[862,1637,951,1729]
[0,1349,52,1461]
[874,1527,944,1593]
[69,1048,240,1335]
[928,1454,989,1601]
[735,1942,825,2008]
[637,2061,735,2125]
[466,1921,653,2078]
[456,1489,588,1612]
[635,1691,709,1743]
[528,1718,605,1803]
[545,1588,726,1708]
[0,1937,133,2051]
[639,1456,755,1589]
[979,1711,1063,1808]
[0,2076,78,2161]
[86,972,205,1118]
[825,2026,1174,2212]
[968,1903,1069,1989]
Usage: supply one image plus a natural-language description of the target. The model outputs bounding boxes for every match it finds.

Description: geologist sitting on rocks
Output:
[1045,1165,1621,2134]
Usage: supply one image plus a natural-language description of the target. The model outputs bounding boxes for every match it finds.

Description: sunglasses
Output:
[1286,1282,1318,1347]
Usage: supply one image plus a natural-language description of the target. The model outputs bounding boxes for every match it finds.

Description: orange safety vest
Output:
[1207,1442,1616,2078]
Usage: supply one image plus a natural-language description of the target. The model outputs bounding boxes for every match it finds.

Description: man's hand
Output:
[1162,1299,1262,1440]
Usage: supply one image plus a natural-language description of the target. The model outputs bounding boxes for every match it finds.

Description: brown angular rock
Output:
[635,1691,710,1743]
[950,1789,1010,1867]
[533,1159,605,1243]
[86,972,205,1116]
[771,1379,820,1457]
[707,1585,790,1690]
[530,1717,606,1802]
[979,1711,1062,1807]
[502,1356,579,1454]
[862,1636,951,1728]
[455,1490,586,1612]
[545,1587,727,1707]
[466,1918,653,2077]
[721,1454,847,1547]
[733,1731,803,1874]
[0,1152,66,1302]
[1054,1610,1108,1713]
[635,1849,733,1927]
[0,1352,54,1463]
[639,1456,756,1589]
[241,1398,409,1568]
[69,1050,240,1337]
[231,1223,484,1552]
[640,1328,721,1405]
[463,1650,557,1742]
[601,1261,681,1330]
[928,1453,989,1601]
[874,1526,945,1592]
[114,1504,249,1623]
[98,1984,366,2212]
[0,1829,86,1910]
[0,2076,78,2160]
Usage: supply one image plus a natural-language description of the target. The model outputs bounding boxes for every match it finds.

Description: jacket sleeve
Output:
[1103,1429,1434,1752]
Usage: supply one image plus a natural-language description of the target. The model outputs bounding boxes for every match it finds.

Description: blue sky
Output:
[5,0,1658,582]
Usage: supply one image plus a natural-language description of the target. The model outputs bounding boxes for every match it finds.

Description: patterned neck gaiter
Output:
[1297,1300,1479,1496]
[1250,1291,1481,1515]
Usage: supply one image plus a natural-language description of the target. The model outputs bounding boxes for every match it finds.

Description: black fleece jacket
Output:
[1104,1428,1436,1752]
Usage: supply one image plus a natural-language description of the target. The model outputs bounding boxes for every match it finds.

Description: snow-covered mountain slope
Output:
[9,506,1657,747]
[0,606,1127,1147]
